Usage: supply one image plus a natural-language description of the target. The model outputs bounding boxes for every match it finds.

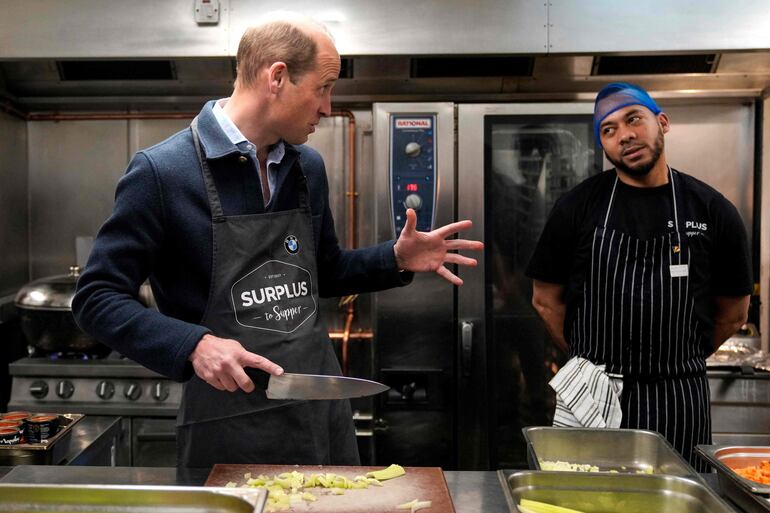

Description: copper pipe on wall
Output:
[331,110,358,251]
[1,103,199,121]
[328,331,373,340]
[1,100,29,121]
[330,110,359,376]
[26,112,197,121]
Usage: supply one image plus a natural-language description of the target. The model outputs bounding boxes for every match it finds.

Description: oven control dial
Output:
[405,142,421,158]
[404,193,423,211]
[56,380,75,399]
[124,382,142,401]
[152,382,170,402]
[96,381,115,400]
[30,380,49,399]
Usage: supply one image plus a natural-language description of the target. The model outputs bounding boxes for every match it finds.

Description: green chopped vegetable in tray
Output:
[518,498,587,513]
[539,460,653,474]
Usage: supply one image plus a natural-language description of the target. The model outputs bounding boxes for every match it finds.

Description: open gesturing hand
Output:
[393,208,484,286]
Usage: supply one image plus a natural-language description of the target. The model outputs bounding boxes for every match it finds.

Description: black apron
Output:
[176,119,359,467]
[568,168,711,471]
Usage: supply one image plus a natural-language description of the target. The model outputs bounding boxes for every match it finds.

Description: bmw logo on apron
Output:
[284,235,299,255]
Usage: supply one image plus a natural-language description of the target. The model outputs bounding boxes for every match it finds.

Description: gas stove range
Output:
[8,356,182,417]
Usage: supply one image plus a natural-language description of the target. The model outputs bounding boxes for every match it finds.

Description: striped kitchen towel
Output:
[549,357,623,428]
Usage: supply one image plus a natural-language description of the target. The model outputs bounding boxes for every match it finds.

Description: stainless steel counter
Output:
[0,465,510,512]
[0,465,740,512]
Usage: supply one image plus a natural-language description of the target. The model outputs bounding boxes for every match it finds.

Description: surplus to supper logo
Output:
[231,260,316,333]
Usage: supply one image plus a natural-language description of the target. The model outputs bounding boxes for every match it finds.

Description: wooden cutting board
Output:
[205,464,455,513]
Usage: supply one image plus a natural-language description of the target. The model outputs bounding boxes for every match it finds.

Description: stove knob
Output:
[56,380,75,399]
[29,380,49,399]
[151,382,170,402]
[124,382,142,401]
[96,381,115,400]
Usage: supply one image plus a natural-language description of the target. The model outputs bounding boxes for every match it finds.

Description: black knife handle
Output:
[244,368,271,391]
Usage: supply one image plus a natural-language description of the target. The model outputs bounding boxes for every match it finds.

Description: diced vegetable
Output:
[735,460,770,485]
[519,498,587,513]
[397,498,432,512]
[540,460,654,474]
[230,466,406,511]
[366,463,406,481]
[539,460,599,472]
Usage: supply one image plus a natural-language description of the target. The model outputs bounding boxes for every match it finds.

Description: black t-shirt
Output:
[526,168,752,348]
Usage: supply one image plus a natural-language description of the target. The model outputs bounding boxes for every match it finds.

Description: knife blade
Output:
[265,372,389,400]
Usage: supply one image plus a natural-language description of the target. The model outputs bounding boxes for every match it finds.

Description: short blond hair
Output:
[236,15,330,88]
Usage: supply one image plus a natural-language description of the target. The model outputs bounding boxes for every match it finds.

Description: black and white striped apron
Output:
[568,167,711,471]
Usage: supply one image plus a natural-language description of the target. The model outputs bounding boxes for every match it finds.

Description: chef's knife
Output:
[246,369,389,400]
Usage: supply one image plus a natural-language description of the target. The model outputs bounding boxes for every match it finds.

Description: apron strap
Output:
[191,117,311,217]
[603,166,684,238]
[293,168,310,211]
[668,166,687,257]
[191,117,225,222]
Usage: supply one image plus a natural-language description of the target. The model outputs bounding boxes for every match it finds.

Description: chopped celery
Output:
[366,464,406,481]
[519,498,587,513]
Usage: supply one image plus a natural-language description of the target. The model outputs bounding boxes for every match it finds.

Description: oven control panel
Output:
[9,377,183,416]
[390,115,437,236]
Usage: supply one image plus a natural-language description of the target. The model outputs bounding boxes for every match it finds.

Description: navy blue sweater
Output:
[73,102,409,382]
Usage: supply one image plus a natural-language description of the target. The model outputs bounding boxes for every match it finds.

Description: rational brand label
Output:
[395,118,432,129]
[231,260,316,333]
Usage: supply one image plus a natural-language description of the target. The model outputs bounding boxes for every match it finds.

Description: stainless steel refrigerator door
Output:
[372,103,456,467]
[457,103,600,469]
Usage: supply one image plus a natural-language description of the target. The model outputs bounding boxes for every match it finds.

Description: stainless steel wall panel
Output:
[661,102,755,235]
[306,115,348,332]
[0,112,29,296]
[27,120,127,279]
[549,0,770,53]
[228,0,547,55]
[307,116,348,248]
[0,0,230,58]
[3,0,770,59]
[128,118,193,155]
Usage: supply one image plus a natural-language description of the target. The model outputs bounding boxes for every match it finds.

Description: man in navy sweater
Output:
[73,13,482,466]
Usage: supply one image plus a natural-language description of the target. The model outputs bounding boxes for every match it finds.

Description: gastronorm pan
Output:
[0,484,268,513]
[697,444,770,513]
[524,426,698,478]
[498,470,735,513]
[0,413,84,465]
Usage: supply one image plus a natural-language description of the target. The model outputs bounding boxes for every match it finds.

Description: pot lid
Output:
[15,266,80,311]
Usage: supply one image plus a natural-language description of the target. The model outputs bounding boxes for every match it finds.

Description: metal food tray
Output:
[0,484,268,513]
[524,426,699,478]
[0,413,84,465]
[498,470,735,513]
[697,444,770,513]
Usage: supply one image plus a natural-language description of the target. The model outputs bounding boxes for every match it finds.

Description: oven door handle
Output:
[461,321,473,378]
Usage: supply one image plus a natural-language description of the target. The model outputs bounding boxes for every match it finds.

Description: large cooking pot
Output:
[14,266,111,357]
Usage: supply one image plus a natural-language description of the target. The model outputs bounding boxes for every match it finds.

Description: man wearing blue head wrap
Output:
[526,82,752,470]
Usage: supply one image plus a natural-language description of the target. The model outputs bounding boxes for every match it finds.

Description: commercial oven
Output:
[372,103,602,470]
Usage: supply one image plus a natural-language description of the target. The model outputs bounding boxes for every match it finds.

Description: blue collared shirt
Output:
[213,98,285,204]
